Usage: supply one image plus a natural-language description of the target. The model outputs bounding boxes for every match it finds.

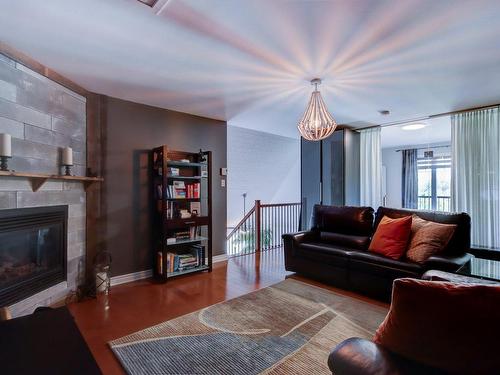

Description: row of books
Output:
[163,181,200,199]
[166,226,201,244]
[157,245,205,274]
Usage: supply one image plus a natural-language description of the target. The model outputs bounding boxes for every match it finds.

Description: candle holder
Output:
[0,156,10,171]
[63,165,72,176]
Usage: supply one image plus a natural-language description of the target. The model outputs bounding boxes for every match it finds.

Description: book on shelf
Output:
[157,251,163,275]
[185,183,200,199]
[164,201,179,219]
[189,225,198,239]
[156,185,163,199]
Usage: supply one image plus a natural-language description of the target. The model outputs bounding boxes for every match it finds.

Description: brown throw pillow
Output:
[406,215,456,263]
[374,278,500,374]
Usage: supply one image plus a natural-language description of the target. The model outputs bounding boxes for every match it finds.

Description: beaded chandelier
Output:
[297,78,337,141]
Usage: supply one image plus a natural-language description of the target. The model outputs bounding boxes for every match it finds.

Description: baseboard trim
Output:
[110,269,153,286]
[110,255,228,286]
[213,254,228,263]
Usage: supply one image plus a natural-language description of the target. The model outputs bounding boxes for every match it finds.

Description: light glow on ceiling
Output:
[401,123,427,131]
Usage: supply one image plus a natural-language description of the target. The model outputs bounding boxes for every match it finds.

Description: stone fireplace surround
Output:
[0,52,87,317]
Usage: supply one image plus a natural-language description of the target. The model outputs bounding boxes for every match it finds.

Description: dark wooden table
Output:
[0,306,101,375]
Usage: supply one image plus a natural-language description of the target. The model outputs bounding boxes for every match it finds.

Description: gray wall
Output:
[0,53,86,317]
[227,126,300,227]
[104,96,227,276]
[382,147,402,208]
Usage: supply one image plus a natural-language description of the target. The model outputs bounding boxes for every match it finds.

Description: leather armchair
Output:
[328,338,445,375]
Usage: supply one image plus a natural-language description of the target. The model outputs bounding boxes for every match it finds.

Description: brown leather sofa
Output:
[282,205,472,300]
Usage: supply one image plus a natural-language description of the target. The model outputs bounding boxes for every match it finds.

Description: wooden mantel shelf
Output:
[0,171,104,192]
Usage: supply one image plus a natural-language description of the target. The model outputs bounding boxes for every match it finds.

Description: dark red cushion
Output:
[374,278,500,374]
[369,215,412,260]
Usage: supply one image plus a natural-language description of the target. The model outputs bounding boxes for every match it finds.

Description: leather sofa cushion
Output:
[374,278,500,375]
[350,251,423,273]
[374,207,470,256]
[319,232,371,250]
[297,243,353,267]
[311,205,374,236]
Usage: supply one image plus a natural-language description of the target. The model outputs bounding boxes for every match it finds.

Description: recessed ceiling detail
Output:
[1,0,500,138]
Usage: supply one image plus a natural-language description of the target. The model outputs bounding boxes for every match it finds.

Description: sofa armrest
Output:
[328,337,442,375]
[282,230,317,245]
[423,253,472,272]
[282,231,317,271]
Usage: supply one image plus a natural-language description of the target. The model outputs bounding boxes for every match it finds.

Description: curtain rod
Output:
[353,103,500,131]
[395,145,450,152]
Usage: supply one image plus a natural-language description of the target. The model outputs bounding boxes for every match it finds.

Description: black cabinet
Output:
[301,129,360,229]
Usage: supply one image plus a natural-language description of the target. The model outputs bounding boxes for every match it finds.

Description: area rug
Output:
[109,279,388,375]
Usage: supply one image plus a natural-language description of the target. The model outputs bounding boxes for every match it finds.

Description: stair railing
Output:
[226,200,301,256]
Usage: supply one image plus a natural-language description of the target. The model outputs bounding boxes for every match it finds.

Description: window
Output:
[417,156,451,211]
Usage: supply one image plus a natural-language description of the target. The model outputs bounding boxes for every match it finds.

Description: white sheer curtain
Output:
[360,127,383,208]
[451,107,500,249]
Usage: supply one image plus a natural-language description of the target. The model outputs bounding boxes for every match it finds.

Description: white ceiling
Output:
[1,0,500,138]
[381,116,451,149]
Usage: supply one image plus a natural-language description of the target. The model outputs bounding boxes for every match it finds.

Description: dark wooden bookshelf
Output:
[151,146,212,282]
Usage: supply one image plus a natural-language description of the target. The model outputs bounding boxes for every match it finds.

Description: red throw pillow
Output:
[368,215,412,260]
[374,278,500,374]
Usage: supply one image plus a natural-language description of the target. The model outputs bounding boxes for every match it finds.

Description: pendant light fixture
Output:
[297,78,337,141]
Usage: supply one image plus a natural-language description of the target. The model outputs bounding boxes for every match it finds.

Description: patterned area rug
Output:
[109,279,388,375]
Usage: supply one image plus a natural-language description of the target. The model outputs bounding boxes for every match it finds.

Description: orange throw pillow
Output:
[368,215,412,260]
[374,278,500,374]
[406,215,456,263]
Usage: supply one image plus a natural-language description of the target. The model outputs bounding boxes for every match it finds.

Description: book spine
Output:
[157,251,163,275]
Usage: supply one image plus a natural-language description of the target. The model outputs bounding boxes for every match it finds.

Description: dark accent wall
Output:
[103,96,227,276]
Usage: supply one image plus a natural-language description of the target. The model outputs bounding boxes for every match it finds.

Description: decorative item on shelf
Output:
[180,209,191,219]
[0,133,12,171]
[94,250,112,296]
[190,201,201,216]
[198,149,206,162]
[297,78,337,141]
[62,146,73,176]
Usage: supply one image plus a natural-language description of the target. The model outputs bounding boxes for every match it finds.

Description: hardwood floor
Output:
[69,249,386,374]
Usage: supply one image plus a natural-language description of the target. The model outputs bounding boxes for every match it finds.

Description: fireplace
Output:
[0,206,67,307]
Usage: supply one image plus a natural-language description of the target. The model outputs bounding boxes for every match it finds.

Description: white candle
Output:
[62,147,73,165]
[0,133,11,157]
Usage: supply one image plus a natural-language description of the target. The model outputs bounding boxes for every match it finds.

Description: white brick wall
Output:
[227,125,300,228]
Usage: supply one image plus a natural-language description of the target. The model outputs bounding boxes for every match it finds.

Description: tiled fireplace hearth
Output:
[0,52,87,316]
[0,206,67,306]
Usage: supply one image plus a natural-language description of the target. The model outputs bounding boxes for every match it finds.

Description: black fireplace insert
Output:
[0,205,67,307]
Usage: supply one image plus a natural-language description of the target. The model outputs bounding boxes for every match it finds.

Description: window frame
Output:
[417,155,451,211]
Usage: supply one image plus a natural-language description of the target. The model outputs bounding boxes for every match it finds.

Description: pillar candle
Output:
[62,146,73,165]
[0,133,11,157]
